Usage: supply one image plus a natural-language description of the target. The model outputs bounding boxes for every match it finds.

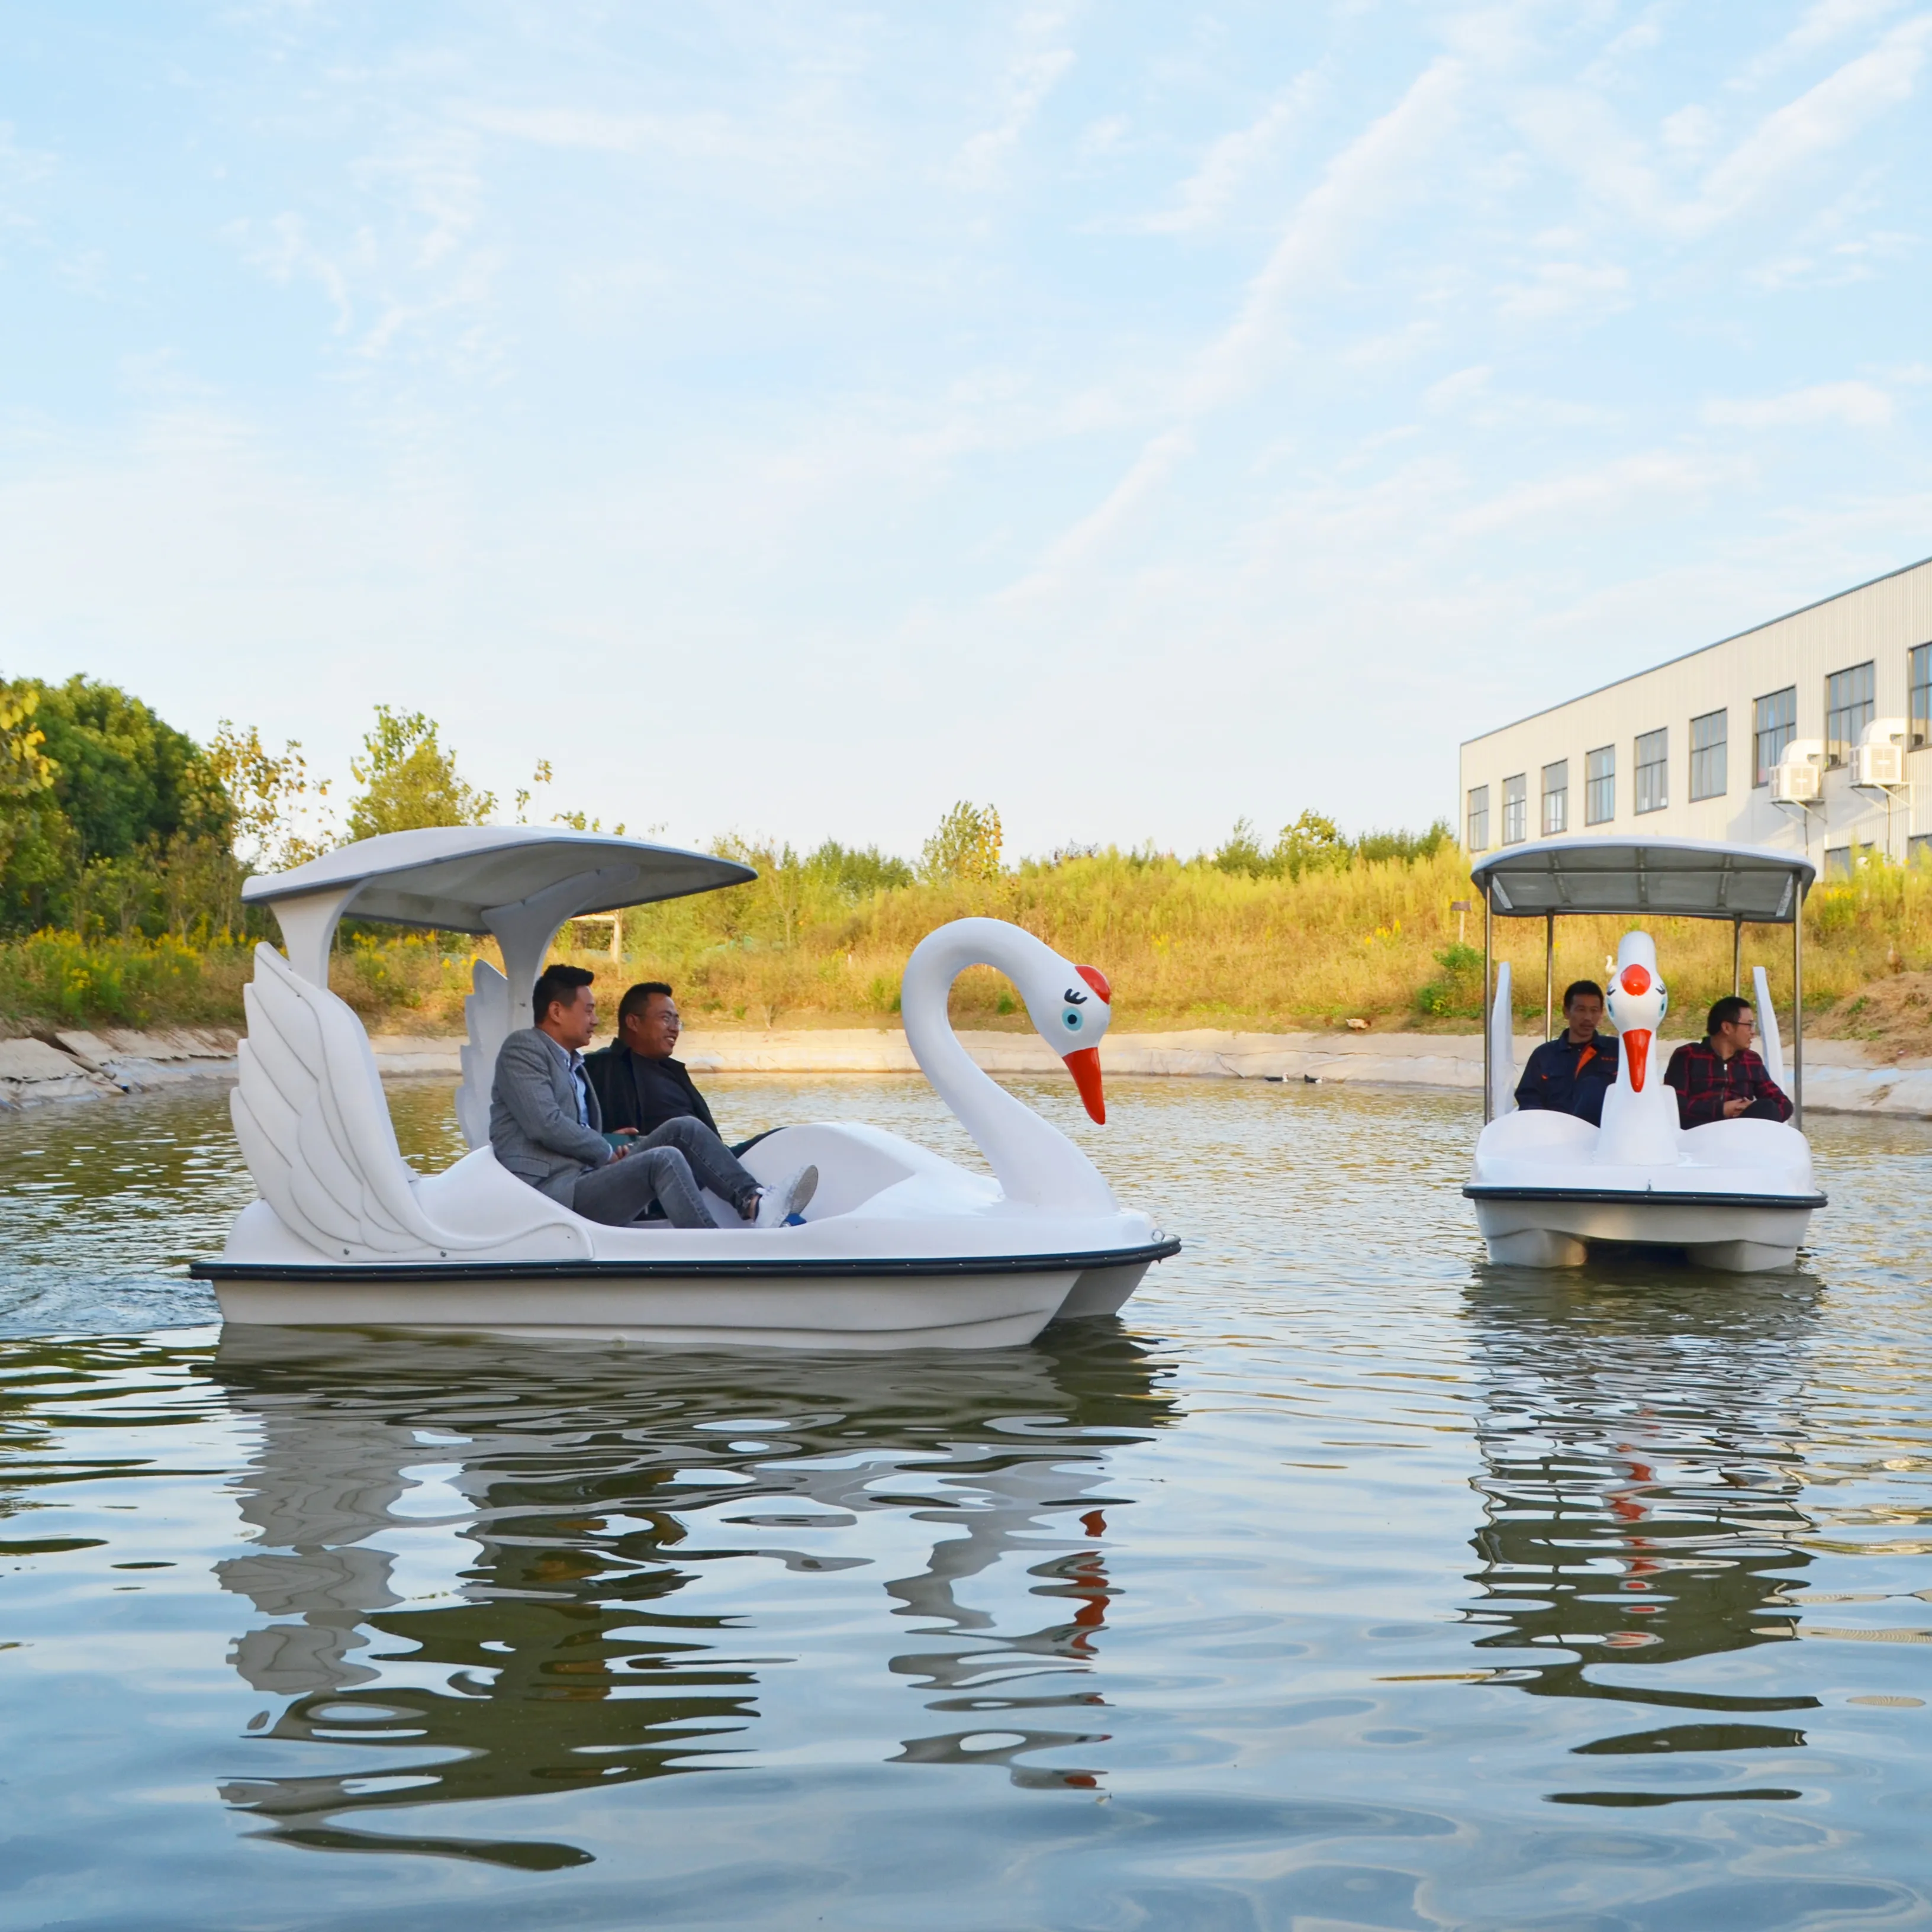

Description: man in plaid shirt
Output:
[1664,995,1792,1127]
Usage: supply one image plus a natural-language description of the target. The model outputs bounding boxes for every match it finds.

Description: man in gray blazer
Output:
[491,964,815,1229]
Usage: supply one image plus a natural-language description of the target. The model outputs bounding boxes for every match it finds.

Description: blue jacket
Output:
[1515,1032,1619,1126]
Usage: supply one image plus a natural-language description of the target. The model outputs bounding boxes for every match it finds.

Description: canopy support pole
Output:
[1731,917,1743,996]
[1482,887,1493,1125]
[1544,913,1555,1041]
[1793,898,1805,1130]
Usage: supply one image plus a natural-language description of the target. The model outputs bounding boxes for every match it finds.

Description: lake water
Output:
[4,1073,1932,1930]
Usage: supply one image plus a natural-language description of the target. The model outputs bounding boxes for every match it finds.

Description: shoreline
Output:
[5,1023,1931,1122]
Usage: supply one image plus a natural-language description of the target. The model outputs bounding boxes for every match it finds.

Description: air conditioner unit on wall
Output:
[1772,739,1824,805]
[1853,741,1906,787]
[1852,717,1910,788]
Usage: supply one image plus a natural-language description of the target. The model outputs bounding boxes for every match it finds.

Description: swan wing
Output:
[232,944,469,1257]
[1488,961,1516,1118]
[455,957,513,1150]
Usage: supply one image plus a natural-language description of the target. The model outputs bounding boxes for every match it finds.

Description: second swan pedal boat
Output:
[193,827,1178,1348]
[1464,837,1825,1272]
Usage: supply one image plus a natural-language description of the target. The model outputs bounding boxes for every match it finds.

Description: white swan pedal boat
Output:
[191,827,1178,1348]
[1465,838,1825,1273]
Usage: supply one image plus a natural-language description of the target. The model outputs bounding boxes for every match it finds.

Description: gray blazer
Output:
[490,1028,613,1202]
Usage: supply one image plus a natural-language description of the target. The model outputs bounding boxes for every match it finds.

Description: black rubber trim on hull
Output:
[191,1238,1183,1285]
[1464,1186,1825,1209]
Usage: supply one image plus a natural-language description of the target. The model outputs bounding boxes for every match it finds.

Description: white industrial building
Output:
[1459,556,1932,877]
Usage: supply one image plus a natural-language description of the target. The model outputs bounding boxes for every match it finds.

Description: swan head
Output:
[1019,959,1113,1122]
[1605,931,1668,1092]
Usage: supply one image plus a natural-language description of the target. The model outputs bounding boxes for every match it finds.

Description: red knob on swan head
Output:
[1076,964,1111,1004]
[1618,964,1651,996]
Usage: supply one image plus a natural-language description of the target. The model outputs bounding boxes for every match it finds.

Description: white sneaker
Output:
[755,1165,818,1228]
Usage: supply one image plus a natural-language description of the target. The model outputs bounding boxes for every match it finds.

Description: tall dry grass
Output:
[4,847,1930,1040]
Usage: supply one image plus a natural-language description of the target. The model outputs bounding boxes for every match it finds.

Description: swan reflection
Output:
[1461,1266,1824,1805]
[211,1323,1175,1866]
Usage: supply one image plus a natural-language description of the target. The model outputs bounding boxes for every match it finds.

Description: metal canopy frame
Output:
[1469,838,1817,1131]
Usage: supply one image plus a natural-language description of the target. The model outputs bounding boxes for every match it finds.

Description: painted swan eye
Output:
[1064,1009,1083,1030]
[1063,987,1088,1004]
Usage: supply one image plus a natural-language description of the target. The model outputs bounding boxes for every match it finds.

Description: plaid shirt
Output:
[1663,1039,1792,1127]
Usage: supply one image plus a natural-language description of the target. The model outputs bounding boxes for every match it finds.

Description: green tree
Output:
[29,675,231,858]
[208,722,333,873]
[1271,809,1346,880]
[920,801,1003,884]
[346,706,496,841]
[1211,817,1273,878]
[0,675,233,932]
[804,839,914,900]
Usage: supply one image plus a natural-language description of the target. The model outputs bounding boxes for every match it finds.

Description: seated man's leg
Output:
[1738,1096,1785,1121]
[635,1116,763,1220]
[570,1147,717,1229]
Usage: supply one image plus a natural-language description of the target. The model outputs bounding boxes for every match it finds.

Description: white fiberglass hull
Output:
[198,1120,1176,1348]
[1467,1107,1824,1273]
[1466,1186,1821,1272]
[203,1258,1163,1350]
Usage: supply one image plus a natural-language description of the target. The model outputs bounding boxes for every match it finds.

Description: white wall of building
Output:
[1459,557,1932,870]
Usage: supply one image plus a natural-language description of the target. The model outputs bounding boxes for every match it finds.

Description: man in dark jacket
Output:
[1515,980,1619,1126]
[584,981,723,1140]
[1665,996,1792,1126]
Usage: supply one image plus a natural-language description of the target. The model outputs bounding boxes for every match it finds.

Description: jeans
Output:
[568,1116,762,1230]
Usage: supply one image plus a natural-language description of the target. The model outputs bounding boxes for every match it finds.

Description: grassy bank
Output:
[8,848,1932,1055]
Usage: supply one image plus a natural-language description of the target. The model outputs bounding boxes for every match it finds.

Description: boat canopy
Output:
[1470,838,1815,925]
[242,826,755,933]
[242,826,757,994]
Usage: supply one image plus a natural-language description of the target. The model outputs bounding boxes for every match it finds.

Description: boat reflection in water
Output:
[210,1322,1177,1868]
[1461,1264,1824,1807]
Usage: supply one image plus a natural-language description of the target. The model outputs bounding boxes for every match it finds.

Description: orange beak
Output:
[1064,1045,1106,1123]
[1624,1029,1651,1093]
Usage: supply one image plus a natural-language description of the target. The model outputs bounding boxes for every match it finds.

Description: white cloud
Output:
[1734,0,1909,87]
[1702,381,1896,427]
[228,211,362,331]
[1137,72,1319,234]
[461,104,740,159]
[950,9,1076,189]
[1426,364,1492,410]
[1517,14,1932,237]
[1006,58,1464,594]
[1696,17,1931,223]
[1451,449,1746,537]
[1495,260,1630,321]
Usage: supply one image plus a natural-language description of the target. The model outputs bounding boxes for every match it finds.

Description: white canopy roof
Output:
[1470,837,1815,923]
[241,826,756,933]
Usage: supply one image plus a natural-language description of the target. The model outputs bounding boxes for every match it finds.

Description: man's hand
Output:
[1722,1097,1750,1119]
[609,1128,639,1160]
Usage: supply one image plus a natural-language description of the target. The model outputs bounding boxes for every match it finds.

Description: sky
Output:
[1,1,1929,862]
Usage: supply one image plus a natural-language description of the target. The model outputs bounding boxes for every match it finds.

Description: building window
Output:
[1585,745,1614,825]
[1825,660,1875,767]
[1824,845,1854,881]
[1911,643,1931,750]
[1754,686,1796,786]
[1634,729,1667,814]
[1541,759,1568,836]
[1911,832,1932,867]
[1466,785,1489,852]
[1502,774,1527,845]
[1689,709,1727,802]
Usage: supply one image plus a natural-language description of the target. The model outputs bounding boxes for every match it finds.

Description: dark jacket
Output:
[582,1042,720,1140]
[1664,1040,1792,1127]
[1515,1032,1619,1126]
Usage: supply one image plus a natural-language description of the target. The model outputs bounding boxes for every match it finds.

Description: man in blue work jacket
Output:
[1514,979,1619,1126]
